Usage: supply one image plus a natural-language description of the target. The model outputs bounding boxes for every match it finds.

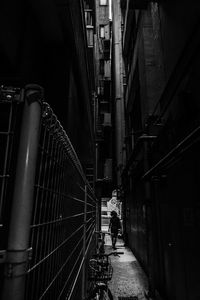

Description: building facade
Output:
[92,0,114,227]
[120,0,200,299]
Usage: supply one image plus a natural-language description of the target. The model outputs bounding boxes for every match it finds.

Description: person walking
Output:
[108,210,121,250]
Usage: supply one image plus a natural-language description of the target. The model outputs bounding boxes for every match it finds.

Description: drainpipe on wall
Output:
[112,0,125,186]
[151,175,165,295]
[143,134,156,298]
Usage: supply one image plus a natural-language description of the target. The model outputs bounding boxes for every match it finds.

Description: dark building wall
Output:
[122,1,200,299]
[159,0,200,82]
[0,0,95,166]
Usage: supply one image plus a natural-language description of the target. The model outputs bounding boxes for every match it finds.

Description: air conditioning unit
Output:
[102,113,111,127]
[104,61,111,78]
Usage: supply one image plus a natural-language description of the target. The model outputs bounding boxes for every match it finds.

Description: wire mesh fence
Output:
[0,86,97,300]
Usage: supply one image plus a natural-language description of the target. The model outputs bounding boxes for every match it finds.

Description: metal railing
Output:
[0,85,98,300]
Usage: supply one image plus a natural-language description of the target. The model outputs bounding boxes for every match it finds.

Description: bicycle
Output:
[86,251,124,300]
[96,231,106,254]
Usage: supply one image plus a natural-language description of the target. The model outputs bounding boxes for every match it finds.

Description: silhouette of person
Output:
[108,210,121,249]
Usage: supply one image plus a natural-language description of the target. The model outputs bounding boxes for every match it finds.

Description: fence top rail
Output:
[42,102,96,198]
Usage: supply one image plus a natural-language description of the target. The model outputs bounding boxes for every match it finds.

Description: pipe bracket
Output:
[1,248,32,278]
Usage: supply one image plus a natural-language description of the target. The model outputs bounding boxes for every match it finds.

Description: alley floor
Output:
[104,235,148,300]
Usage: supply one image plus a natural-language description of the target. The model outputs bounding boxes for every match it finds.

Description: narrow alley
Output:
[0,0,200,300]
[105,235,148,300]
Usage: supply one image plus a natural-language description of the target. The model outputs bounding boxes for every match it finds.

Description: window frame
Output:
[99,25,105,38]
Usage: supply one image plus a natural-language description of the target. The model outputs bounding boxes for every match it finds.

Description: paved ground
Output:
[104,234,148,300]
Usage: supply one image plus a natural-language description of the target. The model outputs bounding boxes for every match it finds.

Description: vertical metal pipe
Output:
[112,0,125,186]
[143,137,155,298]
[95,143,98,181]
[93,93,96,134]
[96,200,99,233]
[82,184,87,299]
[152,176,165,291]
[2,85,43,300]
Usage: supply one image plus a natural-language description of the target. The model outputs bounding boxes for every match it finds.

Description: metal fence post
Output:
[2,85,43,300]
[82,184,87,299]
[143,136,155,298]
[96,200,99,232]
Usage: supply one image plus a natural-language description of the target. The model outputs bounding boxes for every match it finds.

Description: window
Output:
[98,80,104,96]
[103,40,110,60]
[104,80,110,100]
[100,0,107,5]
[99,59,104,75]
[86,27,94,47]
[85,9,93,26]
[99,25,105,38]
